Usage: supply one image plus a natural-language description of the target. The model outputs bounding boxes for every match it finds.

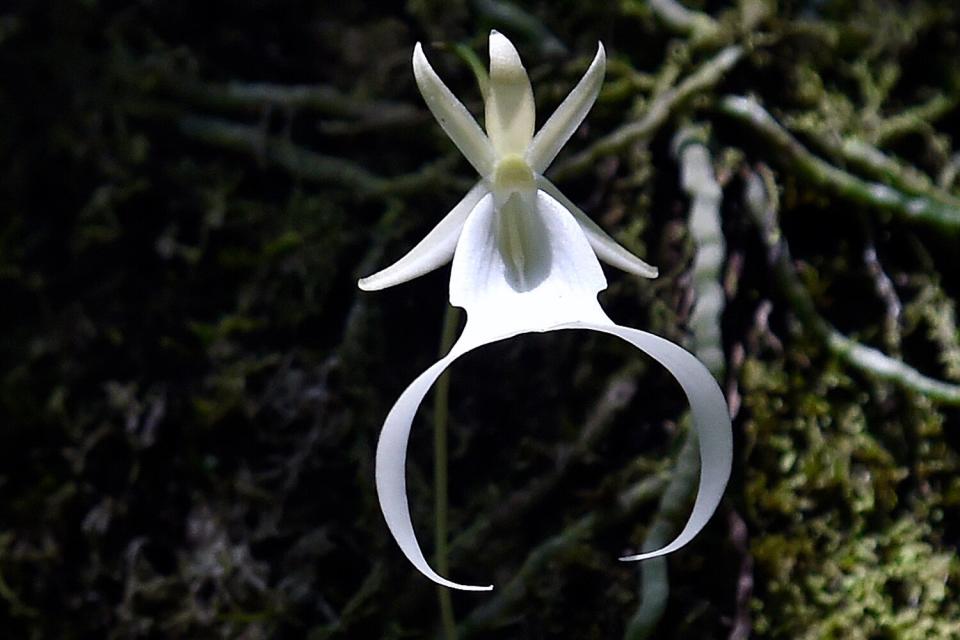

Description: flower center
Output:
[492,154,535,204]
[489,154,542,291]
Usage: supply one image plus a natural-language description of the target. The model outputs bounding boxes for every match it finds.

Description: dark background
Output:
[1,0,959,638]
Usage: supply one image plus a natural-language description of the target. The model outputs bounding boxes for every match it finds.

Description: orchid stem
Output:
[434,303,461,640]
[451,42,489,100]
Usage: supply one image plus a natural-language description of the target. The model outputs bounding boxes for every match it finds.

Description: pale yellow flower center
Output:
[492,153,535,200]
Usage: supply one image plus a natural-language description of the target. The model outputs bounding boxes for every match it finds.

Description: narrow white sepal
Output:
[538,177,659,279]
[450,189,608,343]
[485,30,536,157]
[527,43,605,173]
[358,182,488,291]
[413,43,496,177]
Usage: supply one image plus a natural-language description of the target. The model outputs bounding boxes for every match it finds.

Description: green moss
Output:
[745,350,960,638]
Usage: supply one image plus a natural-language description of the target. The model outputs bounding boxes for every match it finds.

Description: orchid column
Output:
[359,31,733,591]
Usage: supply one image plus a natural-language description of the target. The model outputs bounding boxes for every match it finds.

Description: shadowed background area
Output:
[1,0,959,638]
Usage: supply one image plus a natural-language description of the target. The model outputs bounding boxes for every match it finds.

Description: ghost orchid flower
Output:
[359,31,732,591]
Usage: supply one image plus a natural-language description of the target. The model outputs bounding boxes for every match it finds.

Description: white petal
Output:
[358,182,488,291]
[485,31,536,157]
[527,43,606,173]
[449,189,609,344]
[375,320,731,590]
[538,177,659,279]
[569,323,730,562]
[413,43,496,176]
[376,348,494,591]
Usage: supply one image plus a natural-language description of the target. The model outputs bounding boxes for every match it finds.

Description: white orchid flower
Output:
[359,31,732,591]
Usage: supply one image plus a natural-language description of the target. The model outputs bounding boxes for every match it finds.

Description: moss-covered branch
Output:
[176,114,469,197]
[872,91,960,147]
[551,46,743,181]
[458,470,670,638]
[743,167,960,405]
[796,130,960,210]
[718,96,960,230]
[166,79,421,122]
[648,0,723,46]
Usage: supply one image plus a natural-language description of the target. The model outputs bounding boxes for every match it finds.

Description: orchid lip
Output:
[360,30,731,591]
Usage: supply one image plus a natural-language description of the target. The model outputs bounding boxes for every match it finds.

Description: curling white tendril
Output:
[359,30,732,591]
